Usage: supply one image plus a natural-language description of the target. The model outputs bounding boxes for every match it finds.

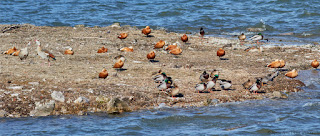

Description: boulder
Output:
[30,100,55,116]
[51,91,65,102]
[107,97,131,114]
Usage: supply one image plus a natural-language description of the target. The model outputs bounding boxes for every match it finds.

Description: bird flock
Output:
[2,26,318,98]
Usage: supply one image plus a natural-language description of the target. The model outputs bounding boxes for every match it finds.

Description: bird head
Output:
[258,33,262,35]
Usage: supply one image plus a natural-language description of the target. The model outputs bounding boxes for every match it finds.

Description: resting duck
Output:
[242,79,254,90]
[238,33,246,41]
[154,40,165,49]
[99,69,108,79]
[210,69,219,79]
[35,40,56,66]
[142,26,151,36]
[206,77,217,92]
[181,34,188,43]
[249,78,262,94]
[195,82,206,93]
[157,77,172,91]
[118,33,128,39]
[169,47,182,55]
[113,59,124,69]
[200,27,205,39]
[285,69,298,78]
[219,80,232,90]
[11,49,20,56]
[153,72,168,83]
[19,42,31,60]
[120,46,133,52]
[168,83,180,98]
[97,46,108,53]
[267,59,281,68]
[250,33,263,44]
[3,46,17,55]
[147,51,156,60]
[64,47,74,55]
[244,46,263,52]
[217,48,225,59]
[200,71,210,82]
[165,44,178,51]
[311,59,319,69]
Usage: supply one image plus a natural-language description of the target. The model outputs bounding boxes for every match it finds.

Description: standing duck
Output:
[238,33,246,41]
[219,80,232,90]
[250,33,263,44]
[217,48,225,60]
[242,79,254,90]
[99,69,108,79]
[154,40,165,49]
[285,69,298,78]
[200,27,205,39]
[200,71,210,82]
[311,59,319,69]
[142,26,151,36]
[249,78,262,94]
[157,77,172,91]
[118,32,128,39]
[35,40,56,66]
[19,42,30,60]
[147,50,156,61]
[64,47,74,55]
[181,34,188,44]
[168,83,180,98]
[153,72,168,83]
[195,82,206,93]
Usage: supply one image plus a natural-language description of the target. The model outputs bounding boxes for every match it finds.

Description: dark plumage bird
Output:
[200,71,210,82]
[200,27,205,39]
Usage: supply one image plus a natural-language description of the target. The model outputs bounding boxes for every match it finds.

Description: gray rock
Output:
[0,110,7,117]
[30,100,55,116]
[107,97,131,114]
[74,96,89,104]
[272,91,288,99]
[51,91,65,102]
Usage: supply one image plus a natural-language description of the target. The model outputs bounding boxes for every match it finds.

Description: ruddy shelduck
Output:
[118,33,128,39]
[285,69,298,78]
[142,26,151,36]
[311,59,319,68]
[154,40,165,49]
[120,46,133,52]
[99,69,108,79]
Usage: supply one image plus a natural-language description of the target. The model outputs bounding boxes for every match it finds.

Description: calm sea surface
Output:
[0,0,320,135]
[0,0,319,43]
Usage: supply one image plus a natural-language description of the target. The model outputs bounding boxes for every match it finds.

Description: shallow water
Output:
[0,70,319,135]
[1,0,319,43]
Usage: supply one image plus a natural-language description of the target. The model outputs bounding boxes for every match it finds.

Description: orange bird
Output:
[165,44,178,51]
[285,69,298,78]
[99,69,109,79]
[181,34,188,43]
[64,48,74,55]
[118,33,128,39]
[311,59,319,68]
[169,47,182,55]
[142,26,151,36]
[267,60,281,68]
[11,49,20,56]
[217,48,225,59]
[120,46,133,52]
[97,47,108,53]
[113,60,124,69]
[3,47,17,55]
[154,40,165,49]
[147,51,156,60]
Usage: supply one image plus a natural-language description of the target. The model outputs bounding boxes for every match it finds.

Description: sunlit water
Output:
[1,0,319,43]
[0,70,319,135]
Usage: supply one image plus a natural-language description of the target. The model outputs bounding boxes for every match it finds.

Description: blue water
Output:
[0,70,320,135]
[1,0,319,43]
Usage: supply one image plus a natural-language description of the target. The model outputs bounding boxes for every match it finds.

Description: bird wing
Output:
[250,35,261,40]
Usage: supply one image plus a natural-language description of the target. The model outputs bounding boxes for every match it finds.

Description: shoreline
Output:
[0,24,316,118]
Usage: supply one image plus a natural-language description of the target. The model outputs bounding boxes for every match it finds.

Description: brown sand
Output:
[0,24,316,117]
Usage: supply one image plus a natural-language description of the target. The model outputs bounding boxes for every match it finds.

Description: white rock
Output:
[28,82,39,86]
[74,96,89,104]
[51,91,65,102]
[6,86,23,90]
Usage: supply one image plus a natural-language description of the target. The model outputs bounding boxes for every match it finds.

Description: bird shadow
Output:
[277,68,289,71]
[146,35,155,37]
[173,93,184,97]
[116,68,127,71]
[149,60,159,63]
[220,58,229,60]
